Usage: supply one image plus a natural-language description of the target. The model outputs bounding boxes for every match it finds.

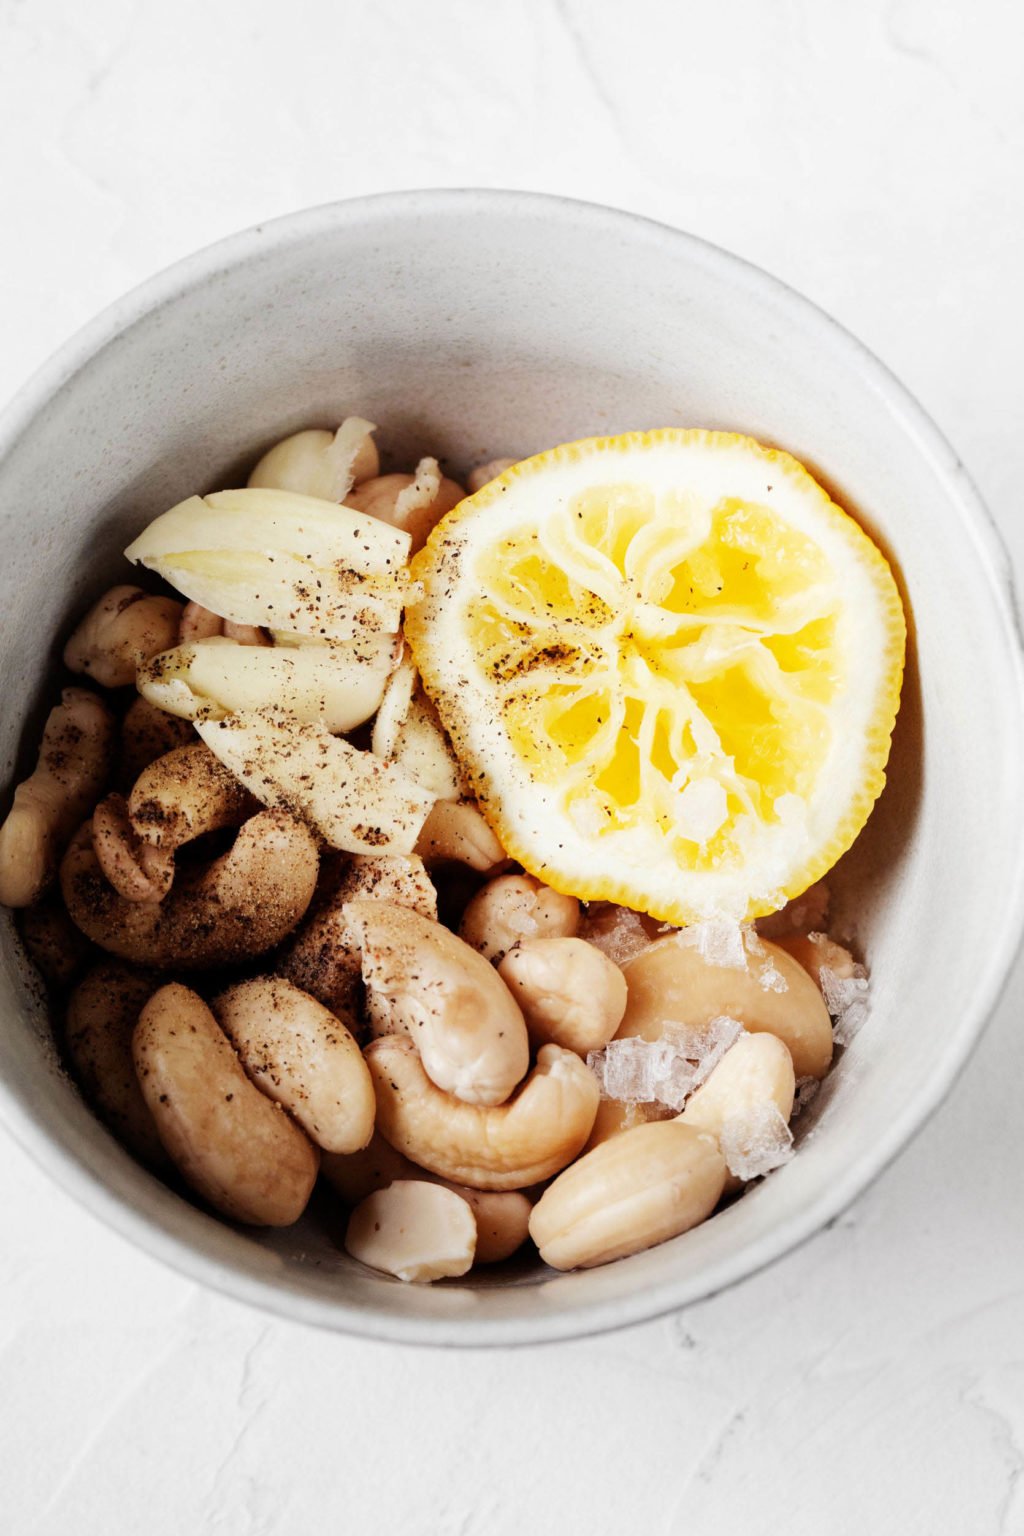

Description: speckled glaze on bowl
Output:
[0,191,1021,1346]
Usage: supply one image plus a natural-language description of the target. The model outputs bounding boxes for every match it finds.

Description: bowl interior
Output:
[1,193,1021,1344]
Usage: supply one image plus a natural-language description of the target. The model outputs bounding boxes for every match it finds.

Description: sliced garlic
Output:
[269,629,330,648]
[370,645,418,760]
[391,691,467,800]
[196,708,434,855]
[369,647,466,800]
[124,488,410,641]
[138,634,399,733]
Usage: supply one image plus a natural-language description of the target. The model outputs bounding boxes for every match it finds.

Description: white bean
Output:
[498,937,626,1054]
[529,1120,725,1270]
[345,1180,476,1283]
[459,872,579,963]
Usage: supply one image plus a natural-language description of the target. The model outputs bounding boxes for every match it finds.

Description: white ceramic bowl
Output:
[1,191,1022,1346]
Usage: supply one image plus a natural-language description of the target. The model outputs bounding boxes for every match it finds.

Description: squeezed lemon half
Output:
[406,430,906,925]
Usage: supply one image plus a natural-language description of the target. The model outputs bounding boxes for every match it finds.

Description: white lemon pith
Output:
[405,430,906,926]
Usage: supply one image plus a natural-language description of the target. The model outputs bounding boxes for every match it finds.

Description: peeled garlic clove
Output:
[394,694,466,800]
[270,629,336,648]
[376,685,466,801]
[345,1180,476,1283]
[248,418,379,499]
[370,645,418,760]
[138,634,399,732]
[125,488,410,641]
[196,708,434,855]
[414,800,506,872]
[370,641,467,801]
[127,487,403,577]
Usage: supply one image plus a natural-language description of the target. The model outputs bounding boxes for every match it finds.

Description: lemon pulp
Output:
[406,430,905,925]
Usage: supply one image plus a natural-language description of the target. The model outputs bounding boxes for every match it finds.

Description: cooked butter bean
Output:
[366,1034,599,1191]
[19,895,92,989]
[133,983,318,1225]
[65,961,167,1168]
[63,586,183,689]
[322,1131,532,1264]
[498,937,626,1054]
[678,1031,796,1191]
[459,873,579,963]
[618,931,833,1079]
[345,1180,476,1282]
[529,1120,726,1270]
[0,688,115,909]
[773,931,858,990]
[582,1096,674,1154]
[349,900,530,1106]
[214,977,375,1154]
[279,852,437,1019]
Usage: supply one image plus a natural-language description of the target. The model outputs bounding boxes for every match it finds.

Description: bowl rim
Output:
[1,187,1023,1348]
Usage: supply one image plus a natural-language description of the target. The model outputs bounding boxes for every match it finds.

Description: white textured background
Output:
[3,2,1024,1532]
